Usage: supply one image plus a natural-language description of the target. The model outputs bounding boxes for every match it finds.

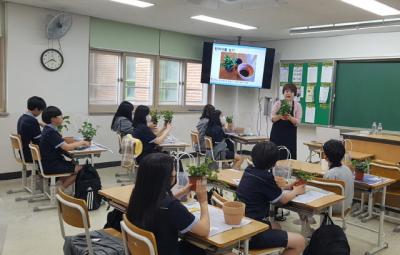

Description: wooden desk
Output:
[303,141,323,162]
[99,185,268,255]
[69,142,109,166]
[159,142,190,152]
[226,133,269,154]
[277,159,326,176]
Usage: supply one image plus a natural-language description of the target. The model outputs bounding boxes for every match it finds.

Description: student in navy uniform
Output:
[127,153,209,255]
[196,104,215,150]
[111,101,134,137]
[132,105,171,164]
[17,96,47,162]
[205,110,244,170]
[236,142,306,255]
[40,106,90,189]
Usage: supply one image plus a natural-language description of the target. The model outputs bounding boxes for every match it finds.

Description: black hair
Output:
[132,105,150,128]
[251,141,280,170]
[323,139,345,169]
[127,153,175,231]
[27,96,46,111]
[205,109,222,135]
[200,104,215,119]
[42,106,62,124]
[111,101,134,129]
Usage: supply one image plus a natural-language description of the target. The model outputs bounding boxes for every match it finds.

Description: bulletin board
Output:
[279,61,334,125]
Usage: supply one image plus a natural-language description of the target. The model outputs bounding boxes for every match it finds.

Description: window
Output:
[89,49,208,113]
[0,37,5,113]
[124,56,154,105]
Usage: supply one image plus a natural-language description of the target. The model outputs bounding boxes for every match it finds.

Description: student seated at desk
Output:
[126,153,209,255]
[111,101,134,137]
[40,106,90,189]
[205,110,244,170]
[237,142,305,255]
[132,105,171,164]
[323,139,354,214]
[196,104,215,150]
[17,96,47,163]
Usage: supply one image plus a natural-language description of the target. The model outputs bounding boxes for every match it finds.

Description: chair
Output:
[120,214,158,255]
[369,161,400,231]
[307,178,349,229]
[118,135,143,184]
[56,189,122,255]
[190,131,206,165]
[211,192,284,255]
[7,134,39,201]
[204,136,234,169]
[29,144,73,212]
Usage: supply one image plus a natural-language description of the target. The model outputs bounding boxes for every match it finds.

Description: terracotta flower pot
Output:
[355,169,364,181]
[227,123,234,131]
[188,176,204,191]
[222,201,245,225]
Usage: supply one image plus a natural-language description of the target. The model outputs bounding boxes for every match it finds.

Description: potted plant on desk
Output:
[226,116,234,131]
[293,171,315,186]
[78,121,98,142]
[352,160,369,181]
[187,159,218,191]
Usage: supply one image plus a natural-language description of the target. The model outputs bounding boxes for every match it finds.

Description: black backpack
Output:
[304,213,350,255]
[75,161,102,211]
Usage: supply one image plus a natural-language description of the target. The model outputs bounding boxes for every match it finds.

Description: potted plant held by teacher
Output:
[78,121,98,142]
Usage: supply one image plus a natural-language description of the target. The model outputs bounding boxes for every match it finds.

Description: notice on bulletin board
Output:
[307,65,318,83]
[305,84,315,103]
[305,105,316,123]
[292,65,303,83]
[319,85,330,104]
[280,65,289,83]
[321,63,333,83]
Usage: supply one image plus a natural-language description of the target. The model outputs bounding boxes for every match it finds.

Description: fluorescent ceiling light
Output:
[341,0,400,16]
[290,18,400,35]
[110,0,154,8]
[191,15,257,30]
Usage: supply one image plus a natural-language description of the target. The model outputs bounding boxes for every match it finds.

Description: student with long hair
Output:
[237,142,306,255]
[111,101,134,136]
[205,110,244,170]
[196,104,215,150]
[132,105,171,163]
[126,153,209,255]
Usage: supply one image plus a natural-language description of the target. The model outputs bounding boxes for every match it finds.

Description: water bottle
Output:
[372,122,377,134]
[377,123,383,134]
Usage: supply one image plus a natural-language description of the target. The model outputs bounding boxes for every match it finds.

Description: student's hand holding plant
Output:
[293,184,306,196]
[195,179,208,204]
[80,140,91,147]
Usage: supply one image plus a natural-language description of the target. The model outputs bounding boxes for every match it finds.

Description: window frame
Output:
[88,49,211,114]
[0,37,6,114]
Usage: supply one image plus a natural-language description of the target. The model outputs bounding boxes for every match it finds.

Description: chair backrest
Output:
[56,189,93,255]
[28,144,47,177]
[117,133,123,154]
[370,162,400,181]
[10,134,25,164]
[308,177,345,196]
[56,189,91,229]
[121,214,158,255]
[190,131,200,148]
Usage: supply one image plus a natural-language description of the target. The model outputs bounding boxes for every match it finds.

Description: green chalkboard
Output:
[333,61,400,131]
[279,62,333,125]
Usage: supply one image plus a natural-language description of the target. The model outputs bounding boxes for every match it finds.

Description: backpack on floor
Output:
[304,213,350,255]
[75,160,102,211]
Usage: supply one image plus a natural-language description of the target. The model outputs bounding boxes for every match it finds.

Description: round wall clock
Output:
[40,48,64,71]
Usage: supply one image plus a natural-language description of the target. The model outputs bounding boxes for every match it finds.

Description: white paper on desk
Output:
[319,86,330,104]
[292,66,303,83]
[280,66,289,83]
[186,203,251,236]
[305,106,315,123]
[321,65,333,83]
[292,186,332,204]
[307,66,318,83]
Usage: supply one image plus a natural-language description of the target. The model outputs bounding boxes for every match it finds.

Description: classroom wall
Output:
[0,3,260,174]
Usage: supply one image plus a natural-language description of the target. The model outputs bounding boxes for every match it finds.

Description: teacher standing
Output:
[270,84,302,159]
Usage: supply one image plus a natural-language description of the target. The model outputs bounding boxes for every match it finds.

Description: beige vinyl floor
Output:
[0,166,399,255]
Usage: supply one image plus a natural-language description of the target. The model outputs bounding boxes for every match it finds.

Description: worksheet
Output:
[321,64,333,82]
[280,66,289,83]
[307,66,318,83]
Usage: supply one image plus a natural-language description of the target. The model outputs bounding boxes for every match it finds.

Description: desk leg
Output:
[352,193,366,217]
[361,192,375,222]
[243,239,249,255]
[91,154,95,166]
[234,141,238,155]
[365,186,388,255]
[240,143,243,155]
[308,149,312,163]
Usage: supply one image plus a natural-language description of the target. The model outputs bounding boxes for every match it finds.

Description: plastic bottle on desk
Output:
[377,123,383,134]
[372,122,377,134]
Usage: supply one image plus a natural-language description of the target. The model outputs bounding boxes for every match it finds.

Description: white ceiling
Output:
[8,0,400,41]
